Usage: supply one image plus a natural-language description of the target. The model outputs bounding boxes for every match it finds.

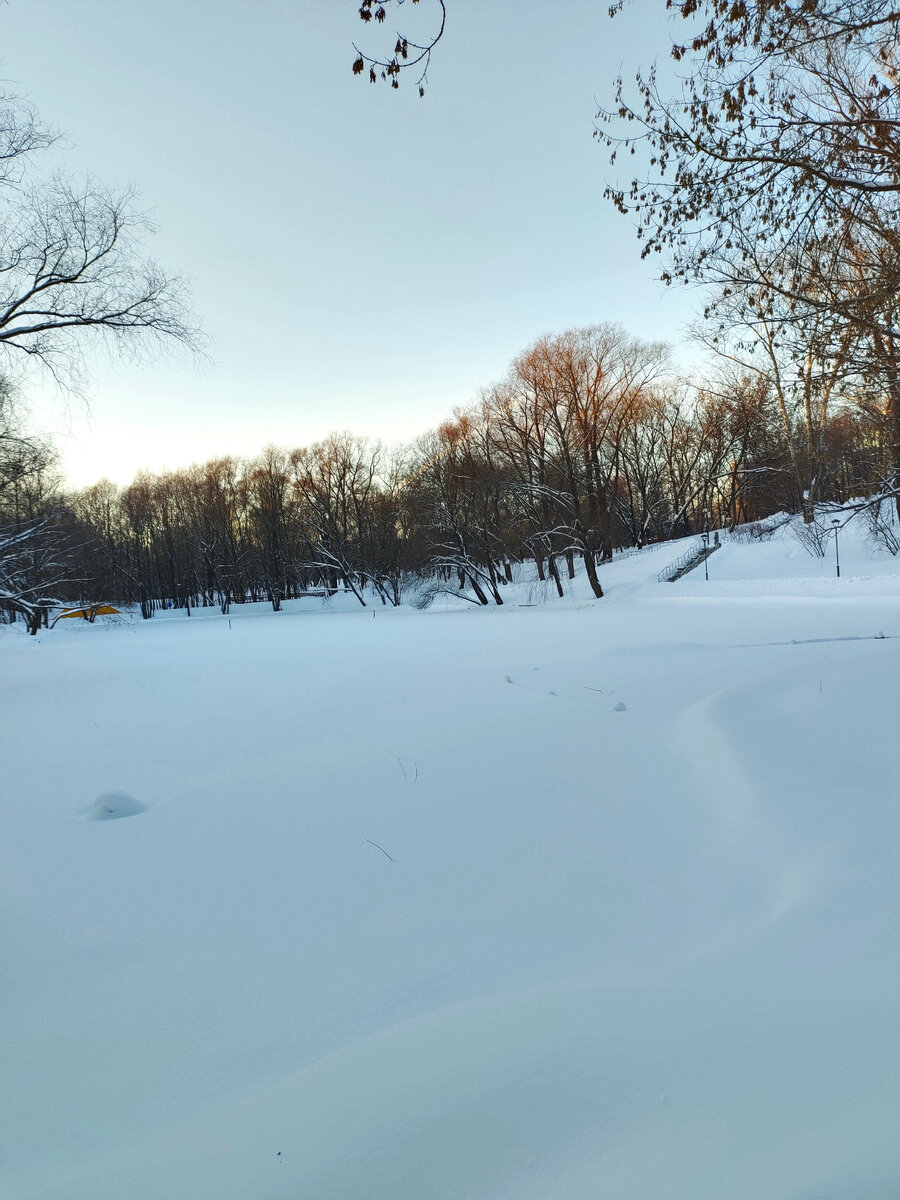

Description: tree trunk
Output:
[582,550,604,599]
[486,558,503,602]
[548,554,564,598]
[468,574,489,604]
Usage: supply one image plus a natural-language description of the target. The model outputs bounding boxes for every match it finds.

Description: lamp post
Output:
[832,517,841,578]
[702,509,711,581]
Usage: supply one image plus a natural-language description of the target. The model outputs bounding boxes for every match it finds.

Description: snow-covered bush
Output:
[791,514,831,558]
[729,513,790,543]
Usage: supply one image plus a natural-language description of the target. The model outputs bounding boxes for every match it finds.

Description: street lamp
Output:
[702,509,711,581]
[832,517,841,578]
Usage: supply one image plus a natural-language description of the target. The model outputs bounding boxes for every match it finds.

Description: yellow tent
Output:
[55,604,121,623]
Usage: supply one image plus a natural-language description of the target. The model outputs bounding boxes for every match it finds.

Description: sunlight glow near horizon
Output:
[3,0,691,489]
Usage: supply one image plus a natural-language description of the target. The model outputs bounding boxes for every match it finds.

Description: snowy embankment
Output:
[3,519,900,1199]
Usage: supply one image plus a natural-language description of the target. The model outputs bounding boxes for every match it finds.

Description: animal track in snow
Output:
[504,672,614,705]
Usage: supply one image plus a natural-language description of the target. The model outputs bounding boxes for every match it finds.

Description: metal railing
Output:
[609,542,659,562]
[656,540,720,583]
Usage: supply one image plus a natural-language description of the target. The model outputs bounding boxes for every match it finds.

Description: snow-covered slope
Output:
[3,518,899,1200]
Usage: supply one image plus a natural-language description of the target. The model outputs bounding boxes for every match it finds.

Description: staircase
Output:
[657,540,720,582]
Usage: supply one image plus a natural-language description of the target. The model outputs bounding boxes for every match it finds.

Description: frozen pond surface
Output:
[3,527,899,1199]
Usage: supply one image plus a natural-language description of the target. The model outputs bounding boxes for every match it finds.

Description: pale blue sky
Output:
[3,0,694,486]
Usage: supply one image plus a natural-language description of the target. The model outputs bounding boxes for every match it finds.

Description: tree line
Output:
[4,1,900,628]
[3,320,894,629]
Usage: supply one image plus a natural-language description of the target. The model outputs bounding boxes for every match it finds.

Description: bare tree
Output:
[509,325,669,596]
[600,2,900,300]
[695,280,855,519]
[0,177,200,389]
[0,517,76,632]
[0,88,56,186]
[0,372,71,629]
[408,417,507,605]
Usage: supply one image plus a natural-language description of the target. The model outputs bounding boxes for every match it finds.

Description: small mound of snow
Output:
[87,791,148,821]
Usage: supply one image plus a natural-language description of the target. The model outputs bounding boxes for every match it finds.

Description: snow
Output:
[85,792,149,821]
[3,518,900,1199]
